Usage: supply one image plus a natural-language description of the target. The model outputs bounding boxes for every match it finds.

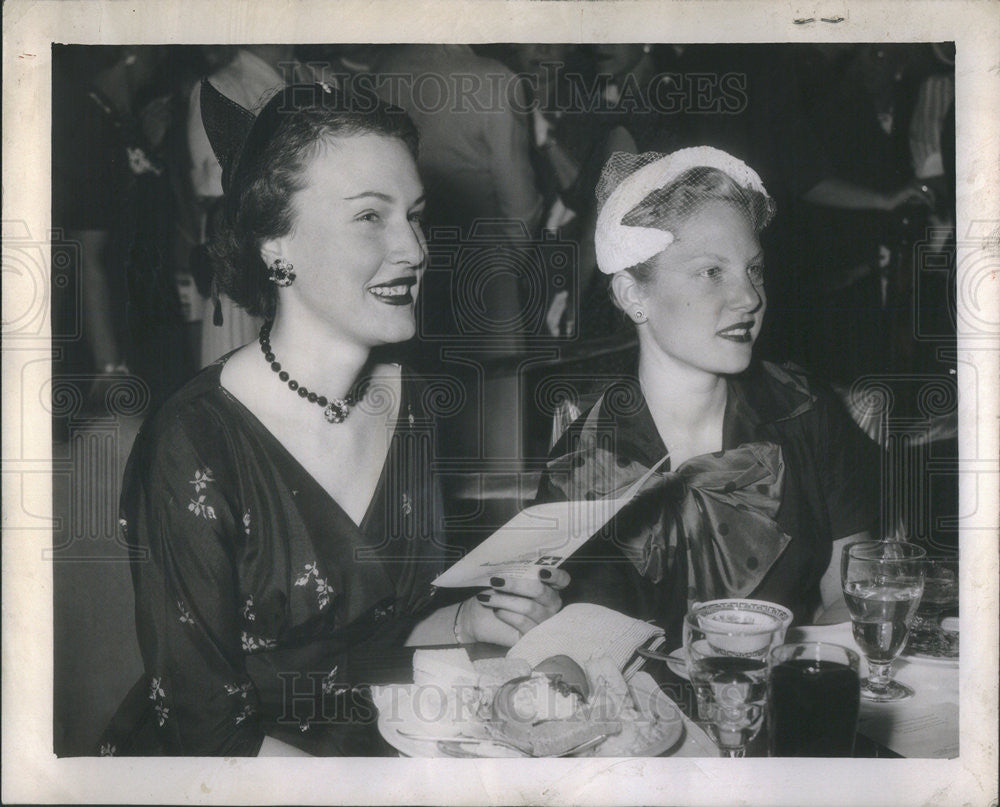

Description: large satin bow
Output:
[546,441,790,602]
[615,443,791,601]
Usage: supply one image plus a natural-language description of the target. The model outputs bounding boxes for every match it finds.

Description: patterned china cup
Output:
[694,599,793,656]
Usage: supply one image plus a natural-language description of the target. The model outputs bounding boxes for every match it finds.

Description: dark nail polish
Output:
[476,593,491,603]
[490,577,505,588]
[539,569,552,580]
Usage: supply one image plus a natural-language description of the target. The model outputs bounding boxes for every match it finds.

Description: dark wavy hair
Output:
[209,93,419,320]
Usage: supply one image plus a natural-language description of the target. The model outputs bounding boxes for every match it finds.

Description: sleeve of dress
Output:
[812,382,881,540]
[123,412,263,755]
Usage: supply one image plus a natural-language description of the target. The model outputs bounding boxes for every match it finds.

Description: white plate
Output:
[901,651,959,667]
[373,671,685,758]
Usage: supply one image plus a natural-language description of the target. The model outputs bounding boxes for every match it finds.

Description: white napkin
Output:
[507,604,665,679]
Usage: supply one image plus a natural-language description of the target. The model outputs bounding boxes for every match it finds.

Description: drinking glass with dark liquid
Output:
[768,642,861,757]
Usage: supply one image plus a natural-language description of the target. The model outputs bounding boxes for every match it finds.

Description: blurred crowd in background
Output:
[51,42,956,421]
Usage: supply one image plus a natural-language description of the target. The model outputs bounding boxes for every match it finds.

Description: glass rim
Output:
[769,640,860,666]
[845,539,927,561]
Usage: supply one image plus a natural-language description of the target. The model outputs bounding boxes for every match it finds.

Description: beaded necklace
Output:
[258,321,364,424]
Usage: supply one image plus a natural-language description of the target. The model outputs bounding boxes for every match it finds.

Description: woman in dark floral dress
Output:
[106,83,567,756]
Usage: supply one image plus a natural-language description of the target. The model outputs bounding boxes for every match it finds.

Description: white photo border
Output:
[3,1,997,804]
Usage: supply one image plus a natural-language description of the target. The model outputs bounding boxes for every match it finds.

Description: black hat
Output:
[199,79,348,196]
[198,78,256,195]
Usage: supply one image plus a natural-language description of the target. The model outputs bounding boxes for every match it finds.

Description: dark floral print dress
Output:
[103,359,454,756]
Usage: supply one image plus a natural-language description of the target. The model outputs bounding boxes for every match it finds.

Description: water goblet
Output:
[840,540,926,702]
[683,605,784,757]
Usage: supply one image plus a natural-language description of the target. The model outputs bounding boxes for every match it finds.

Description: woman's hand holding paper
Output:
[458,568,571,646]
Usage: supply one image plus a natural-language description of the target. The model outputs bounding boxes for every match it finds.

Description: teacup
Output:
[693,599,793,657]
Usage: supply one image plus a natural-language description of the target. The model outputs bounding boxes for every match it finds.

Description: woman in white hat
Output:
[536,148,879,647]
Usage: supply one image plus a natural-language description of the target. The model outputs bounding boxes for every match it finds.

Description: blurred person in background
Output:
[908,42,955,245]
[796,44,940,381]
[186,45,338,366]
[372,45,545,469]
[373,44,543,346]
[587,43,678,154]
[506,44,639,339]
[650,44,936,377]
[52,45,195,414]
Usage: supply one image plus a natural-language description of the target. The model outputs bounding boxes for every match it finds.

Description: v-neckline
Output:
[212,358,406,534]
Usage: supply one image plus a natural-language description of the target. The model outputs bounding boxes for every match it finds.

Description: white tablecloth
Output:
[787,622,959,758]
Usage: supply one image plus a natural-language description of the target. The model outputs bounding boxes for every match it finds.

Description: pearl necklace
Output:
[258,322,363,424]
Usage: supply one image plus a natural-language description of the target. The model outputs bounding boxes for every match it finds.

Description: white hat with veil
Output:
[594,146,776,275]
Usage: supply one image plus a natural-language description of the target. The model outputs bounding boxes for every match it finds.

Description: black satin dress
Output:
[535,360,879,650]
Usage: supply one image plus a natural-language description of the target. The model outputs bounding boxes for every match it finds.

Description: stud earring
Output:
[268,258,296,287]
[634,309,646,322]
